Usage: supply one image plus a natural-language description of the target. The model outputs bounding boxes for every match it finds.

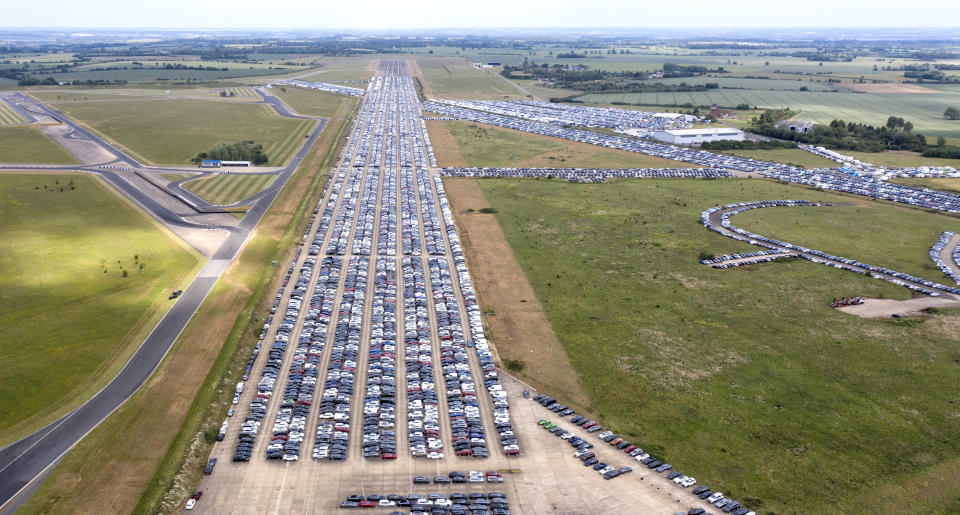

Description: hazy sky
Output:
[5,0,958,29]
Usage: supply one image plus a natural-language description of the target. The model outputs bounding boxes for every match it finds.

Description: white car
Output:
[185,499,196,510]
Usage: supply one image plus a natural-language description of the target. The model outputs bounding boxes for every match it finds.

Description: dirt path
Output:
[443,177,591,410]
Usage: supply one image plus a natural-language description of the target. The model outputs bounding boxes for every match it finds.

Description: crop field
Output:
[653,76,841,92]
[469,177,960,514]
[0,102,25,124]
[414,57,526,100]
[183,173,276,205]
[49,98,315,165]
[271,86,359,118]
[427,120,694,168]
[0,126,79,164]
[575,89,960,136]
[0,173,200,447]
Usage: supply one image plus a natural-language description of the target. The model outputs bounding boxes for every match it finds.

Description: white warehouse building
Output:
[651,127,744,145]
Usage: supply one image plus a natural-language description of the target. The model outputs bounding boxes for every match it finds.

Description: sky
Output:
[4,0,958,29]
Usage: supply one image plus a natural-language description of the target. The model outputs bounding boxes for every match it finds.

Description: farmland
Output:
[413,56,526,100]
[0,126,80,164]
[468,177,960,514]
[183,173,276,205]
[427,120,694,168]
[0,173,200,447]
[45,98,315,165]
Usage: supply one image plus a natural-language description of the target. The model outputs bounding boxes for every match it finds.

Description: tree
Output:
[945,107,960,120]
[937,136,947,147]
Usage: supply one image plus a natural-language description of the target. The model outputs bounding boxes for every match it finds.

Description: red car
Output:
[381,452,397,460]
[456,449,473,456]
[358,500,376,508]
[624,445,636,453]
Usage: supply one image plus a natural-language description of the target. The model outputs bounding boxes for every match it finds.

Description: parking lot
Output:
[192,60,728,514]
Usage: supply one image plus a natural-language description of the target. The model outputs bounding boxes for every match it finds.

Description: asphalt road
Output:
[0,88,333,514]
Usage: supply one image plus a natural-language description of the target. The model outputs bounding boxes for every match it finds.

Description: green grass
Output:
[416,56,525,100]
[0,173,200,445]
[475,177,960,514]
[271,86,356,118]
[183,173,277,205]
[49,98,315,165]
[723,148,837,169]
[0,102,25,124]
[161,173,195,182]
[0,126,79,164]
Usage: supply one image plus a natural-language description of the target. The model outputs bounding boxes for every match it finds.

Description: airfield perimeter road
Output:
[189,60,716,514]
[0,88,330,514]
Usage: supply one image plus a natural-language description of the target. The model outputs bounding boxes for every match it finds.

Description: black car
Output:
[203,457,217,475]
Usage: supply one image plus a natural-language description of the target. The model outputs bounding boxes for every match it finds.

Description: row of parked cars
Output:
[532,392,757,515]
[339,491,509,514]
[421,100,807,175]
[283,79,367,98]
[761,166,960,214]
[429,255,490,458]
[362,257,399,459]
[439,167,733,183]
[930,231,960,285]
[232,171,343,462]
[427,98,692,132]
[412,470,504,485]
[434,176,519,456]
[703,200,960,296]
[699,249,789,266]
[402,256,444,458]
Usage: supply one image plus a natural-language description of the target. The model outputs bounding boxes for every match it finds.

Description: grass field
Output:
[414,57,526,100]
[0,102,25,124]
[49,99,315,165]
[472,177,960,514]
[427,120,694,169]
[0,173,200,446]
[30,88,261,103]
[161,173,195,182]
[16,88,359,515]
[723,148,837,169]
[271,86,360,118]
[183,173,277,205]
[0,126,80,164]
[575,89,960,137]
